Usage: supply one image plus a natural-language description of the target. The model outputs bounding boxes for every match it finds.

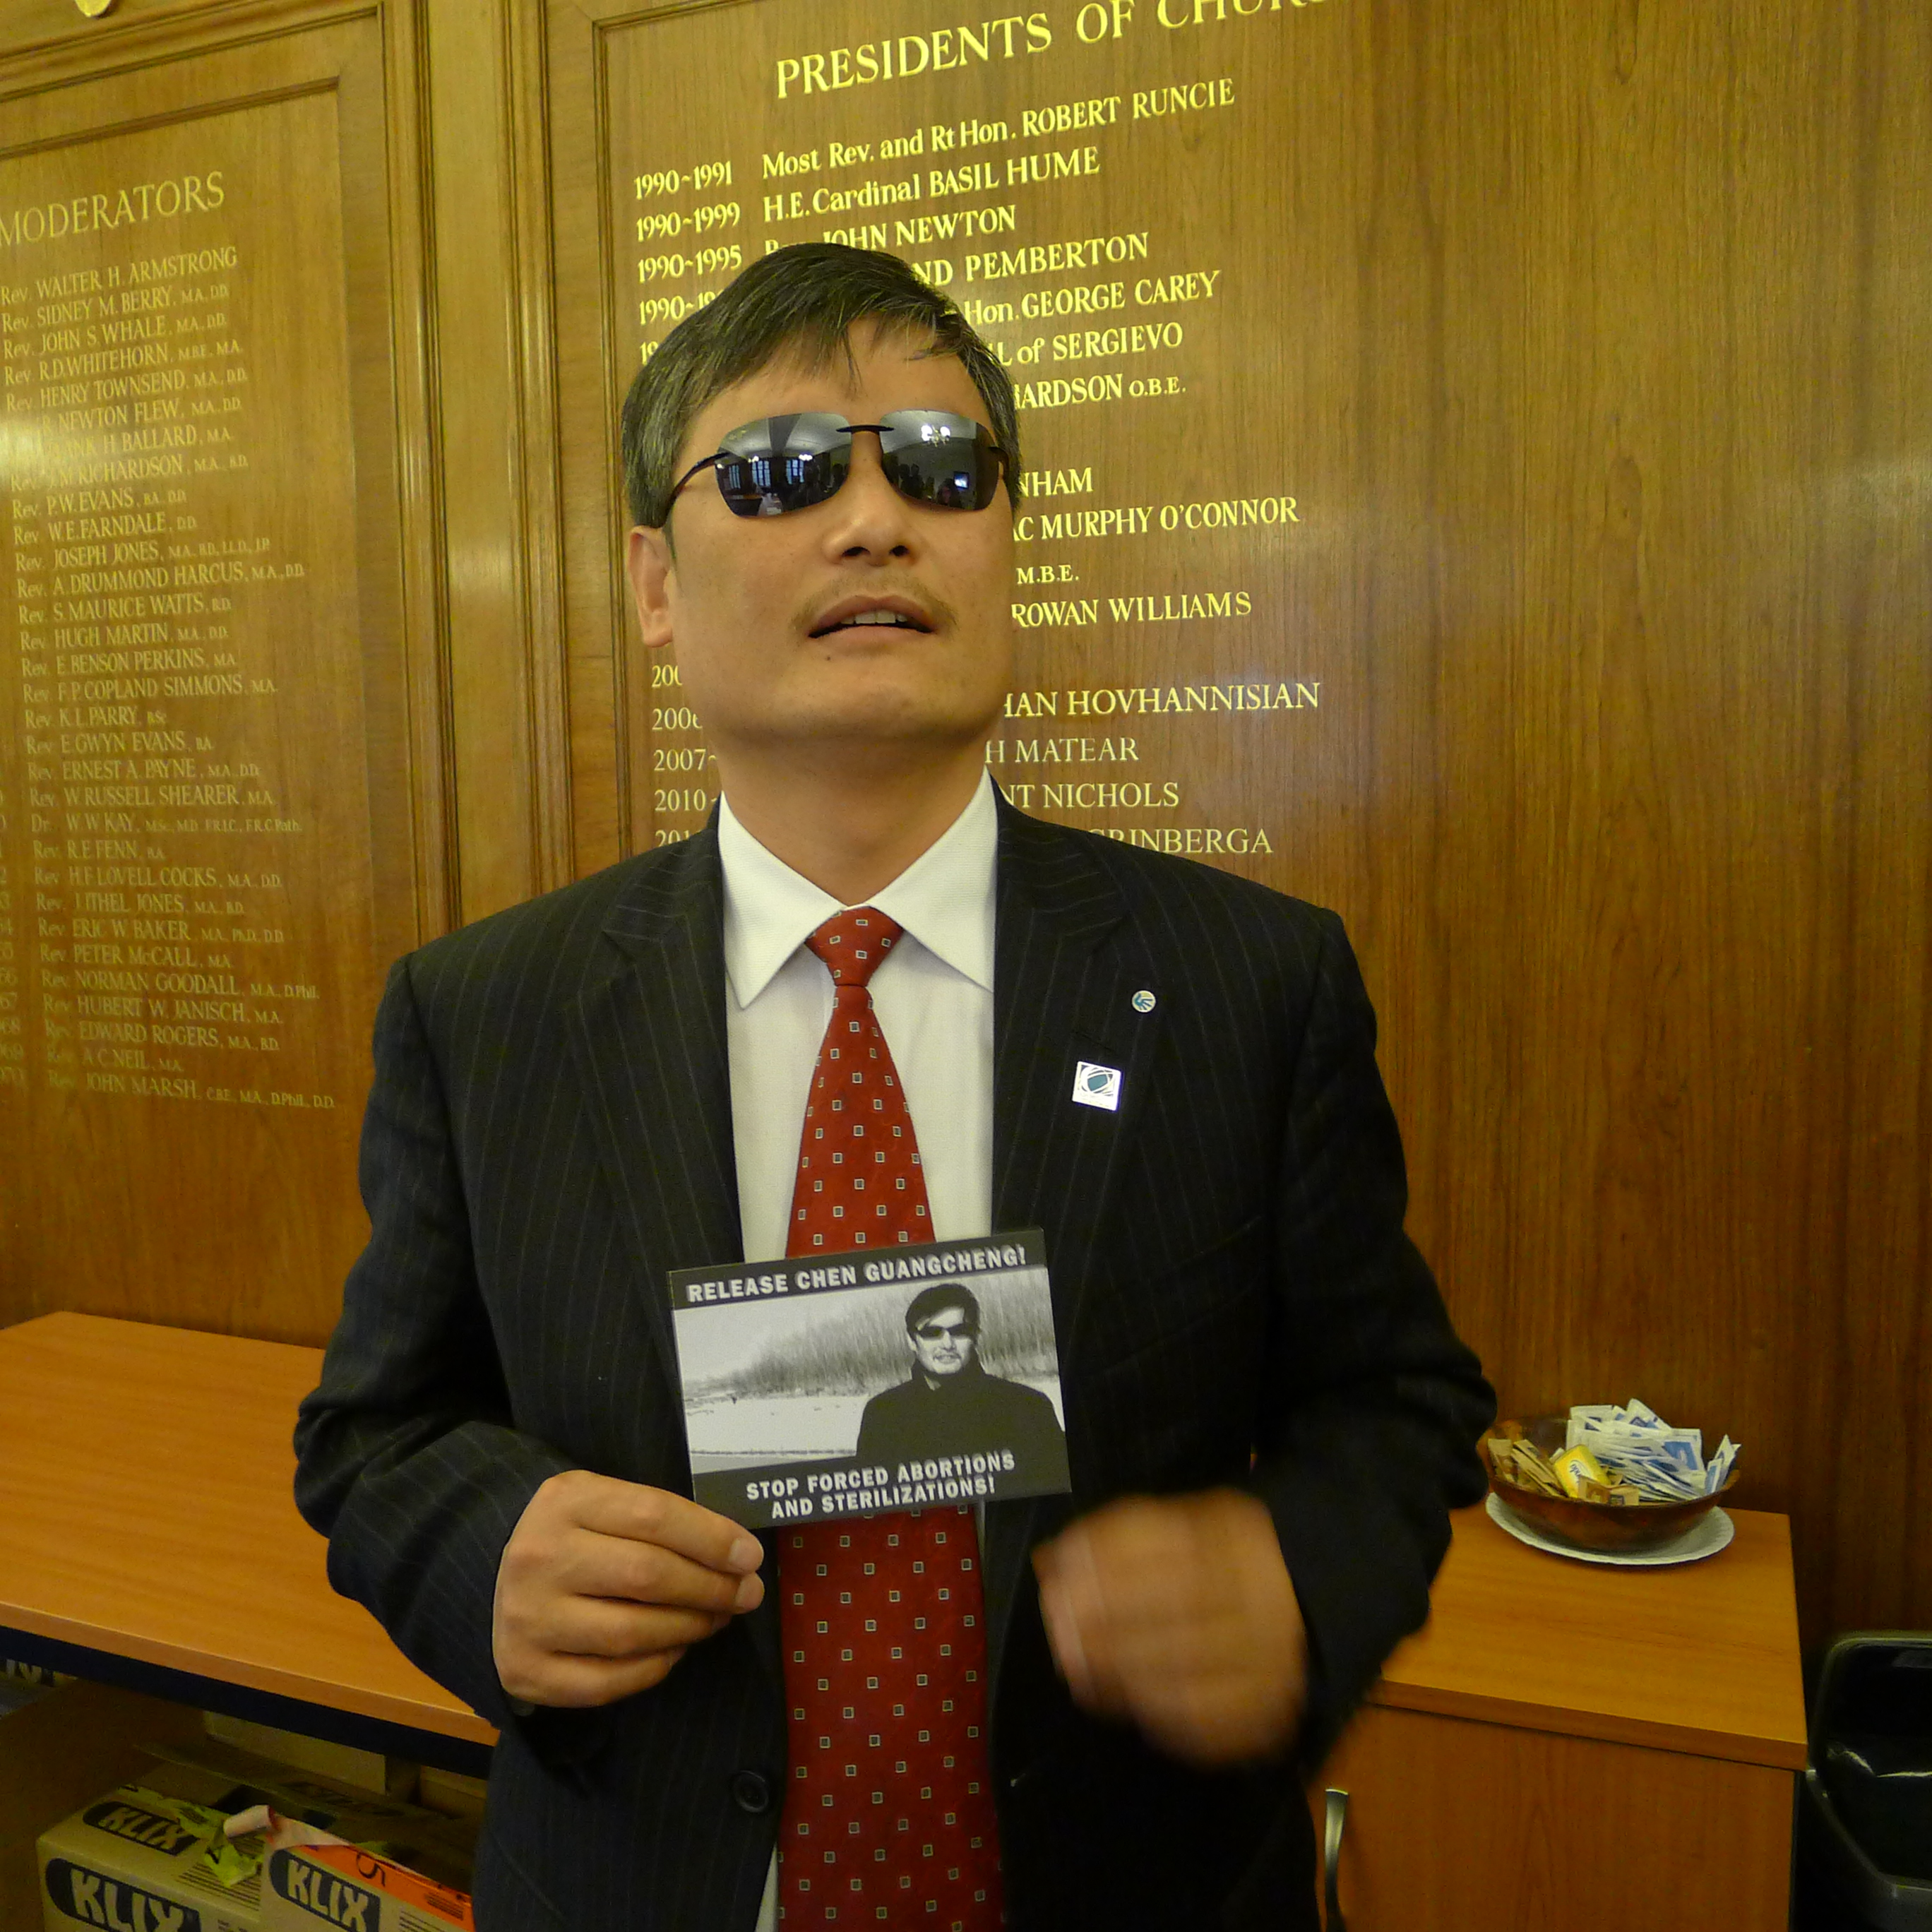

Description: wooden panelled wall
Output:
[0,0,1925,1654]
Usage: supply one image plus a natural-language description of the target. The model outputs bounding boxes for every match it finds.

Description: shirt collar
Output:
[718,770,998,1008]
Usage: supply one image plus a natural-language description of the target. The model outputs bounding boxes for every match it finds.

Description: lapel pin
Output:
[1131,990,1157,1013]
[1071,1062,1122,1112]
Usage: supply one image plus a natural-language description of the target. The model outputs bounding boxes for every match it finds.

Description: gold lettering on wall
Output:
[607,0,1338,859]
[0,97,370,1122]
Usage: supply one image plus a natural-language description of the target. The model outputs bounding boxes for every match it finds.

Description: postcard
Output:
[668,1229,1071,1529]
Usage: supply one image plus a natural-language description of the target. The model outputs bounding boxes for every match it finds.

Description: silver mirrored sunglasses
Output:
[672,409,1009,518]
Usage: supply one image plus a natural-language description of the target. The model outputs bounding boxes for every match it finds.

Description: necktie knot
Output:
[805,907,903,991]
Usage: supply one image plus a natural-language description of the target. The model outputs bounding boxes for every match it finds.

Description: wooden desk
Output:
[0,1311,495,1775]
[1317,1503,1806,1928]
[2,1306,1809,1913]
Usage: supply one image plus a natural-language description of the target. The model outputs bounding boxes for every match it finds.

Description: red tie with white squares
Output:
[776,907,1003,1929]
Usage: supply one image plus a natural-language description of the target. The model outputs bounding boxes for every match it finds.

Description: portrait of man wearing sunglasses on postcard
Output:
[852,1282,1069,1481]
[294,242,1494,1932]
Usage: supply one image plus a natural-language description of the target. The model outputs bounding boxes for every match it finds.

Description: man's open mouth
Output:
[809,600,934,639]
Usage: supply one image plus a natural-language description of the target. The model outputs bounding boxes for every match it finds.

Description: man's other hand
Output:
[1032,1489,1307,1766]
[492,1469,765,1707]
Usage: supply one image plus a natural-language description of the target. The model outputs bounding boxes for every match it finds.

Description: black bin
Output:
[1799,1633,1932,1930]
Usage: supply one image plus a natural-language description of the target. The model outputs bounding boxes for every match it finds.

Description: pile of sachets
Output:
[1489,1400,1739,1505]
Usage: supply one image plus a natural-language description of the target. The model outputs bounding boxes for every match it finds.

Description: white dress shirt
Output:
[720,772,998,1263]
[719,774,997,1932]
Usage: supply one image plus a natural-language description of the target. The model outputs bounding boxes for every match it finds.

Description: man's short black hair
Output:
[619,242,1022,530]
[905,1282,982,1335]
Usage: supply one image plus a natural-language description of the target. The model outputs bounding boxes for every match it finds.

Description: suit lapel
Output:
[983,805,1165,1687]
[564,831,785,1692]
[567,827,742,1359]
[991,804,1165,1349]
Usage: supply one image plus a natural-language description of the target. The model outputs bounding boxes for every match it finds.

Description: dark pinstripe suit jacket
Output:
[293,799,1493,1932]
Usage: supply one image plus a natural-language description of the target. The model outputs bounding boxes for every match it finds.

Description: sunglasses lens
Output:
[713,412,852,518]
[705,411,1004,517]
[878,411,1004,510]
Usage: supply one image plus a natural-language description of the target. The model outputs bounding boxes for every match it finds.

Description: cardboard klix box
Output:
[38,1736,475,1932]
[262,1842,473,1932]
[39,1756,268,1932]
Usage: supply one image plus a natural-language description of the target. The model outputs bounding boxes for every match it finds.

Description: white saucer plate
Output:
[1484,1491,1735,1567]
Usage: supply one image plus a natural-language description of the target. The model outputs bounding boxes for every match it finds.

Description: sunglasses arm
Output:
[670,452,724,497]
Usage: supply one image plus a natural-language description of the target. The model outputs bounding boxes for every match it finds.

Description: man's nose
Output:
[820,433,915,556]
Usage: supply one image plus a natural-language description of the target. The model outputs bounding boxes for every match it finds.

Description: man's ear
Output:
[626,524,675,651]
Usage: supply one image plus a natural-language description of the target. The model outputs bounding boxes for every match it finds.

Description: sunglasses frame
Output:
[669,409,1009,518]
[913,1320,979,1342]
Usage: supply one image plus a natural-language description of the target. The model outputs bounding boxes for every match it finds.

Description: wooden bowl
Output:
[1482,1414,1740,1554]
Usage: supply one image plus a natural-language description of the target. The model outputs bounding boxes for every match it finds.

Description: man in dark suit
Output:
[293,243,1493,1932]
[854,1282,1069,1486]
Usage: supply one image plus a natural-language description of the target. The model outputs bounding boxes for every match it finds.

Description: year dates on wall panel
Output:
[600,0,1338,879]
[0,61,432,1341]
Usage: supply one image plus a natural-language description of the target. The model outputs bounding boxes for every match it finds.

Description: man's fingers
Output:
[1037,1571,1095,1700]
[505,1645,691,1709]
[1043,1597,1298,1762]
[561,1532,765,1617]
[494,1472,772,1711]
[519,1595,730,1662]
[1123,1647,1303,1765]
[560,1472,764,1575]
[1035,1534,1130,1713]
[1129,1687,1279,1767]
[494,1593,731,1705]
[1032,1489,1307,1761]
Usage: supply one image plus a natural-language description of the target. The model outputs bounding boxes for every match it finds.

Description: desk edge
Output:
[0,1602,499,1748]
[1363,1676,1808,1771]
